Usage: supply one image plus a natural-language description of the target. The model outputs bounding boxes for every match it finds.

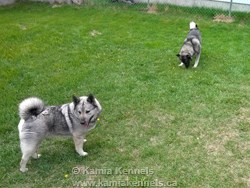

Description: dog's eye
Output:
[86,110,90,114]
[78,111,81,114]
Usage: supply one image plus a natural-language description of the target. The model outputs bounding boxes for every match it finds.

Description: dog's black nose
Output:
[184,63,190,68]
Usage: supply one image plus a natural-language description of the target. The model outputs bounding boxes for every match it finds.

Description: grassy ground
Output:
[0,2,249,187]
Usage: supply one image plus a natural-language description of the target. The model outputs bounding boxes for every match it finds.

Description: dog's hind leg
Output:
[20,154,31,172]
[193,52,201,68]
[192,38,201,68]
[73,135,88,157]
[19,138,40,172]
[20,144,38,172]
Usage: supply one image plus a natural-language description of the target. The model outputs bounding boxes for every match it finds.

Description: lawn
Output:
[0,2,249,187]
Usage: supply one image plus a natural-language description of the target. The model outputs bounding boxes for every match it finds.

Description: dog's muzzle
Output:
[82,115,96,127]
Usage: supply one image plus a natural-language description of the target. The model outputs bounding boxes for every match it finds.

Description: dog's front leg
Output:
[179,62,184,67]
[73,135,88,156]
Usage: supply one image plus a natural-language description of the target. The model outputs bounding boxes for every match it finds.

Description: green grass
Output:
[0,2,250,187]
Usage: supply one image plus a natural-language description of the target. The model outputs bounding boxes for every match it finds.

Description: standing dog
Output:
[18,94,102,172]
[177,21,202,68]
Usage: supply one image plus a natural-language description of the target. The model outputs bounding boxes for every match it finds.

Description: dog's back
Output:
[187,29,201,43]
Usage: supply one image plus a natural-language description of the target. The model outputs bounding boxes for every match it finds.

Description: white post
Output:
[229,0,233,17]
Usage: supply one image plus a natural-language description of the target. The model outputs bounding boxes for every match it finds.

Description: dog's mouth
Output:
[81,115,95,127]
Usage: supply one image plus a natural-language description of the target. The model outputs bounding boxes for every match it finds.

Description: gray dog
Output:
[177,21,202,68]
[18,94,102,172]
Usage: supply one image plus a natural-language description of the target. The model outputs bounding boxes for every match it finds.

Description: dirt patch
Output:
[18,24,27,30]
[52,4,62,8]
[205,126,249,186]
[238,107,250,123]
[147,4,158,14]
[213,14,234,23]
[150,136,164,146]
[205,128,238,156]
[241,177,250,187]
[205,107,250,156]
[90,30,102,37]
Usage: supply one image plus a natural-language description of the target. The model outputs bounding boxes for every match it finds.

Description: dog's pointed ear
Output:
[176,54,180,57]
[72,95,80,105]
[87,94,95,104]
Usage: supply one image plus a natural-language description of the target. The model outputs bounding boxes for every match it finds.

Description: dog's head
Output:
[72,94,102,127]
[177,54,192,68]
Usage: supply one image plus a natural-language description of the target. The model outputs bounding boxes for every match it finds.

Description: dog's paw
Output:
[81,151,88,157]
[32,153,41,159]
[179,62,184,67]
[20,167,28,173]
[77,150,88,157]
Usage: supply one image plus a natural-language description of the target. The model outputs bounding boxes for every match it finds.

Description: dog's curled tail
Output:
[19,97,45,120]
